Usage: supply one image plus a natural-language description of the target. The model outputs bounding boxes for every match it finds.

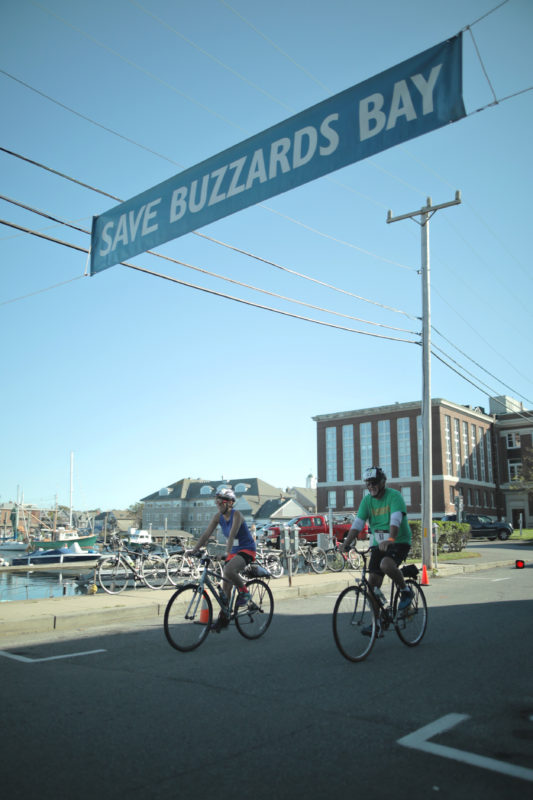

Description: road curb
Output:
[0,559,522,641]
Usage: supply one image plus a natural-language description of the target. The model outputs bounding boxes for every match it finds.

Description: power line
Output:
[432,349,533,423]
[0,69,185,169]
[0,198,419,335]
[0,217,419,344]
[29,0,247,133]
[126,0,294,112]
[0,146,418,317]
[432,325,533,406]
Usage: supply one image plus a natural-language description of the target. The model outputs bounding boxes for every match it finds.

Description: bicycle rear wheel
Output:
[164,584,213,652]
[235,579,274,639]
[393,580,428,647]
[141,554,168,588]
[332,585,377,662]
[326,550,345,572]
[97,556,130,594]
[310,547,327,574]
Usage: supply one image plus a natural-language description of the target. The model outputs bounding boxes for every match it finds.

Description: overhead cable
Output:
[0,69,185,169]
[432,349,533,423]
[432,325,533,406]
[0,146,418,317]
[0,218,419,344]
[29,0,246,132]
[126,0,294,112]
[0,198,419,335]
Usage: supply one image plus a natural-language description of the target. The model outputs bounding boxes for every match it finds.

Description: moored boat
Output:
[0,538,31,551]
[29,528,98,551]
[12,542,102,567]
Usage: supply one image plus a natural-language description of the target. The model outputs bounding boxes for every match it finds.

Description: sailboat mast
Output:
[69,451,74,528]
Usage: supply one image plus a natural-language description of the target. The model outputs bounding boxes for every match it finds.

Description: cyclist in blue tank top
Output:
[191,487,256,632]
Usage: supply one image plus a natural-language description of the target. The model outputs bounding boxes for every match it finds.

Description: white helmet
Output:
[215,487,236,503]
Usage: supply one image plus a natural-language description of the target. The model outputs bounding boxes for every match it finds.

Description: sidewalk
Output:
[0,554,521,644]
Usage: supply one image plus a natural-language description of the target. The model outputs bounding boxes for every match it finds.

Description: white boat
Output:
[12,542,102,567]
[0,538,30,552]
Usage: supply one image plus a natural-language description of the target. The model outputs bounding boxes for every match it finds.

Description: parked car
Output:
[440,514,513,541]
[257,515,366,547]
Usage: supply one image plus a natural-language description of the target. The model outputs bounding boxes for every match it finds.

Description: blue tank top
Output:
[219,510,256,553]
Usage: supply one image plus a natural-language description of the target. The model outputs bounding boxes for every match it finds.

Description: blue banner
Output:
[91,34,464,275]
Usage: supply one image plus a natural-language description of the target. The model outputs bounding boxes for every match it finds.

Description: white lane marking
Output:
[398,713,533,783]
[0,649,106,662]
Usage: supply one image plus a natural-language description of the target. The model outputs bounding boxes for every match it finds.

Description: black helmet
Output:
[363,466,387,483]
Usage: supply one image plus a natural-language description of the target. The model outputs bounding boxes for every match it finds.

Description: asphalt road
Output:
[1,561,532,799]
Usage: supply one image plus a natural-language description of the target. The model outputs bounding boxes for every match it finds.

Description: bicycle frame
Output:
[184,554,238,618]
[353,545,419,627]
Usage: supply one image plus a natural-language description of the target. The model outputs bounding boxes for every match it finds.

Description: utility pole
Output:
[387,191,462,570]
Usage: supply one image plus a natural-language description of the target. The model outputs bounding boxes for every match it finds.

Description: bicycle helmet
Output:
[363,466,387,483]
[215,487,236,503]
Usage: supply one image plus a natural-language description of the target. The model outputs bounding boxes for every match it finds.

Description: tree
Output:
[128,502,144,528]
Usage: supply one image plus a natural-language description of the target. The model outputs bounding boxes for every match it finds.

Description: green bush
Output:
[435,520,470,552]
[407,519,470,557]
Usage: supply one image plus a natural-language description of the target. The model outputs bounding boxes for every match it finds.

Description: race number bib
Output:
[375,530,389,544]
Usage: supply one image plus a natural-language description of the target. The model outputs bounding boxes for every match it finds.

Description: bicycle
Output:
[255,541,284,578]
[97,537,169,594]
[164,551,274,652]
[346,546,362,571]
[332,543,428,662]
[324,538,346,572]
[166,549,205,586]
[286,539,327,574]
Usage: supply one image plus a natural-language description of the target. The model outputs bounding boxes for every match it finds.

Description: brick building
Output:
[491,396,533,527]
[313,396,531,523]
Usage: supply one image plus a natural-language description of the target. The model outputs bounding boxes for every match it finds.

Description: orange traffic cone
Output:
[199,597,210,623]
[421,564,430,586]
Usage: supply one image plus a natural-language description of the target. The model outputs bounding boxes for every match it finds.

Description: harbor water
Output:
[0,550,94,603]
[0,570,90,603]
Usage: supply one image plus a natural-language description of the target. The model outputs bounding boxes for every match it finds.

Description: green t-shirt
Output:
[357,487,412,546]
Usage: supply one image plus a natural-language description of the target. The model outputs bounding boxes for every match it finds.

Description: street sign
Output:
[91,34,465,275]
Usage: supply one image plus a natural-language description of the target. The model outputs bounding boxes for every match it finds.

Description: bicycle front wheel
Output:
[141,554,168,589]
[393,579,428,647]
[327,550,345,572]
[164,584,212,652]
[310,547,327,574]
[235,579,274,640]
[97,556,130,594]
[332,585,377,662]
[347,548,362,570]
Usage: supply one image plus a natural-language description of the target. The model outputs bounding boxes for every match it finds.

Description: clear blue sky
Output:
[1,0,532,512]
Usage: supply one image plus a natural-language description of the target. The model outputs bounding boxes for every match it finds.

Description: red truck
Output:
[260,514,364,546]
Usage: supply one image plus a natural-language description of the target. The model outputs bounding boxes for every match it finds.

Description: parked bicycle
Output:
[166,549,205,586]
[164,551,274,652]
[324,538,346,572]
[255,541,284,578]
[286,539,327,575]
[97,536,168,594]
[332,543,427,662]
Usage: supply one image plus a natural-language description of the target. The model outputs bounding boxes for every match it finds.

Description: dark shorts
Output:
[369,543,410,575]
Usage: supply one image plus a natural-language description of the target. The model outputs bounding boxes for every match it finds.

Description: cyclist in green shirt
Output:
[343,466,414,617]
